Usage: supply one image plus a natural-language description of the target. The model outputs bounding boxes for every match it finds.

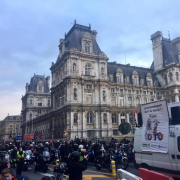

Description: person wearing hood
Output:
[68,151,88,180]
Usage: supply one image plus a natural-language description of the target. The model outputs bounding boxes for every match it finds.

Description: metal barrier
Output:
[117,169,142,180]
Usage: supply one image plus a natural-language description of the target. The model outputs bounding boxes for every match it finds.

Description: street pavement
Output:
[10,162,138,180]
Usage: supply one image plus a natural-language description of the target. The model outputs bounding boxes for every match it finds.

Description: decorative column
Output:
[82,110,86,138]
[126,112,130,123]
[107,111,112,137]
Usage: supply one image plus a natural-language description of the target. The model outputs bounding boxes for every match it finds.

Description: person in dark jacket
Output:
[10,147,17,168]
[59,141,66,162]
[68,151,88,180]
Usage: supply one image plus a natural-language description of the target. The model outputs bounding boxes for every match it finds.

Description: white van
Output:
[134,101,180,176]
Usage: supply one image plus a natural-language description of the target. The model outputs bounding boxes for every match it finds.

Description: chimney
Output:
[92,30,97,40]
[25,83,29,93]
[46,76,50,90]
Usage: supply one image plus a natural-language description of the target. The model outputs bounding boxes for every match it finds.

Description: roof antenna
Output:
[74,19,76,25]
[161,29,163,39]
[168,31,170,40]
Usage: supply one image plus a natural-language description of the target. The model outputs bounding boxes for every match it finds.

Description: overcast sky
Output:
[0,0,180,120]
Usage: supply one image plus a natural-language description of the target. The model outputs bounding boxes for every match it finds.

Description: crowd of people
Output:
[0,137,132,180]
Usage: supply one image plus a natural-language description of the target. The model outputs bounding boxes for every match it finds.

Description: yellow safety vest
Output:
[17,151,25,160]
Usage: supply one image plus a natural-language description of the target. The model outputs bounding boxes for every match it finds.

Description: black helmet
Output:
[71,151,80,162]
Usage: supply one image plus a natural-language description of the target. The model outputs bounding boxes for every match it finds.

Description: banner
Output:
[24,134,34,140]
[141,99,169,153]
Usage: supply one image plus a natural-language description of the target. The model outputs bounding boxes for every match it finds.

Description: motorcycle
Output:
[95,150,111,172]
[35,151,50,173]
[23,150,32,171]
[51,162,68,180]
[50,147,59,164]
[122,143,134,163]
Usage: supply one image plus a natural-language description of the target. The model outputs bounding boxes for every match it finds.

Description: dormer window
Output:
[39,86,42,92]
[85,42,90,53]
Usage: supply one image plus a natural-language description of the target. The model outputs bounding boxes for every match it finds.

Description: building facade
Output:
[0,115,22,141]
[22,22,180,140]
[21,74,51,135]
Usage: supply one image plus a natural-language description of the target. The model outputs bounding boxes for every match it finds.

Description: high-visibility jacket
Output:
[17,151,25,161]
[79,152,83,162]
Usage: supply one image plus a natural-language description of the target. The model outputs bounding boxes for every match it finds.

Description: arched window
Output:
[74,88,77,100]
[112,113,117,123]
[39,86,42,92]
[74,113,78,123]
[176,72,179,81]
[103,90,106,102]
[87,112,93,123]
[85,42,90,53]
[103,113,107,123]
[85,64,92,76]
[169,72,173,81]
[129,113,134,124]
[133,76,138,84]
[73,63,76,72]
[101,67,104,76]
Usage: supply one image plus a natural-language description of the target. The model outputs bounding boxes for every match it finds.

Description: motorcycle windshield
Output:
[43,151,50,158]
[25,150,32,155]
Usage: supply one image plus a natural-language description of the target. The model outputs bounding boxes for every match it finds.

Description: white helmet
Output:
[79,145,84,149]
[45,142,49,145]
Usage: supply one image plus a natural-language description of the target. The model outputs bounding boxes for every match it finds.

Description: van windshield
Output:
[178,137,180,152]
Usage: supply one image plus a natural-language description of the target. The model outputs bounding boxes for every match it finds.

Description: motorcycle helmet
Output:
[71,151,80,162]
[49,141,53,144]
[45,142,49,145]
[78,145,84,149]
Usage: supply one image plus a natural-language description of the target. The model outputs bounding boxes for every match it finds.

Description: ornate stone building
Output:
[21,74,51,135]
[22,22,180,140]
[0,115,22,141]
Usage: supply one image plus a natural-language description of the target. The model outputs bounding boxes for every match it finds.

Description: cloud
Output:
[0,0,180,119]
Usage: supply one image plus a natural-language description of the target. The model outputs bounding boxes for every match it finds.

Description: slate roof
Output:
[107,62,153,77]
[28,74,50,93]
[63,23,101,55]
[162,38,179,66]
[150,37,179,70]
[4,115,21,121]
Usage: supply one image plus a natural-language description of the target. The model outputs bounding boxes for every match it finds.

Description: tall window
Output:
[59,93,62,106]
[74,89,77,100]
[85,42,90,53]
[164,75,168,85]
[103,113,107,123]
[176,72,179,81]
[121,113,125,123]
[30,99,32,104]
[73,63,76,72]
[39,86,42,92]
[48,99,50,106]
[169,72,173,81]
[103,90,106,102]
[85,64,92,75]
[87,112,93,123]
[38,109,41,114]
[112,113,117,123]
[136,97,140,105]
[38,98,42,106]
[30,113,32,119]
[74,113,78,123]
[101,67,104,76]
[86,93,92,104]
[128,97,132,106]
[133,76,138,84]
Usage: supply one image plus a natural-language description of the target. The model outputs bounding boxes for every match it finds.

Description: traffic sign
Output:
[35,136,38,140]
[15,136,23,140]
